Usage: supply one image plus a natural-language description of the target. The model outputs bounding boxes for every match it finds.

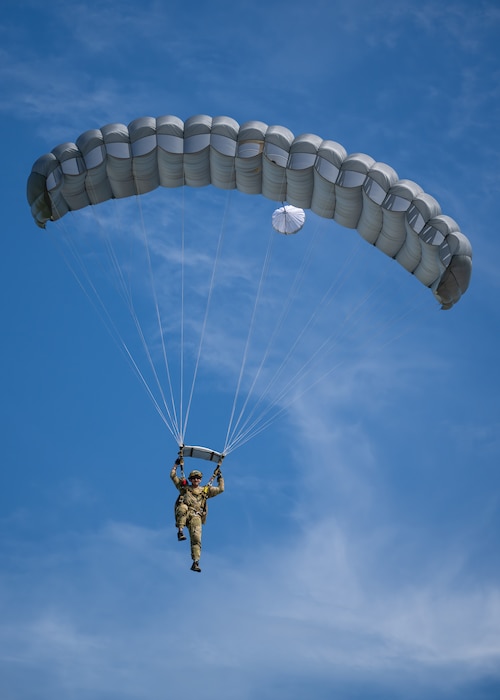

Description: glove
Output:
[175,458,181,466]
[217,471,223,480]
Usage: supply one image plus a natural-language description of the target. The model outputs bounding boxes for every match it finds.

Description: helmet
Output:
[189,470,203,480]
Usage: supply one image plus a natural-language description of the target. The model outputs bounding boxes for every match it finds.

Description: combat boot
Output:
[190,560,201,572]
[177,529,187,541]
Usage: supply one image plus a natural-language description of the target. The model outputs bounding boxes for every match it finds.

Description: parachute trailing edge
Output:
[27,114,472,309]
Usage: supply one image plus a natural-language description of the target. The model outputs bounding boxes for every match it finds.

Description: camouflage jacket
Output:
[170,469,224,521]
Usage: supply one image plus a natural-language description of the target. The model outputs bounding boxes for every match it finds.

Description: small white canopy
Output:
[272,205,306,235]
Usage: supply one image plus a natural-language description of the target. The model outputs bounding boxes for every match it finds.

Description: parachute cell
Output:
[27,114,472,308]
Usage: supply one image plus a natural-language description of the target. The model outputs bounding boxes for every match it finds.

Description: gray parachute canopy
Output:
[27,114,472,309]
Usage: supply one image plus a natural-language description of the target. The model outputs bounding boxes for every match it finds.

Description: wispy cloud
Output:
[1,512,498,699]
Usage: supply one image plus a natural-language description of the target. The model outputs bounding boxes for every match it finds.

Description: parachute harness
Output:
[176,445,224,522]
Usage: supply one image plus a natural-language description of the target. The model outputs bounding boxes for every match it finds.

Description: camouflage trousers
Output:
[175,503,202,561]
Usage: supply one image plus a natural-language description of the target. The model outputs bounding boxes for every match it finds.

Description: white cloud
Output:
[1,513,499,699]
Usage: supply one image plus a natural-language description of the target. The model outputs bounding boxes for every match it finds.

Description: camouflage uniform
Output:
[170,467,224,562]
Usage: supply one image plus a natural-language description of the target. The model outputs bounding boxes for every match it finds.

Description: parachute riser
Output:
[178,444,225,485]
[207,455,225,487]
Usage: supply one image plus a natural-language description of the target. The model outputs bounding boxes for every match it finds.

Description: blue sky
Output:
[2,1,500,698]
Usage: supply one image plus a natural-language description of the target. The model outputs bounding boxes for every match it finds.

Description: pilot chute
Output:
[272,205,306,235]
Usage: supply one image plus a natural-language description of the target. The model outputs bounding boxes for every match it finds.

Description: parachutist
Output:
[170,459,224,572]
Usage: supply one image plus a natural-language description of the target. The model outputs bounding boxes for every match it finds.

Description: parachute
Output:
[27,114,472,309]
[26,114,473,455]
